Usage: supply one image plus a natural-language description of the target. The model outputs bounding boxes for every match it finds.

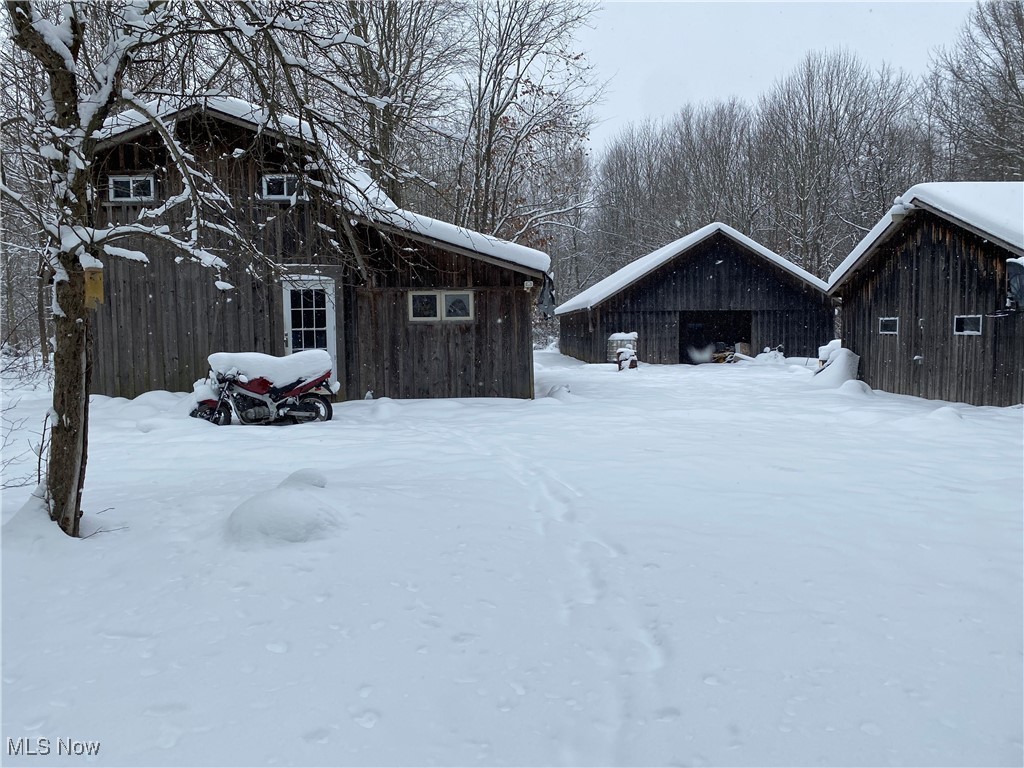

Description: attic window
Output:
[261,174,301,200]
[878,317,898,335]
[953,315,982,336]
[109,175,154,202]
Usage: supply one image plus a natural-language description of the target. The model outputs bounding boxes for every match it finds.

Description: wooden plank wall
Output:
[840,211,1024,406]
[90,113,540,401]
[558,232,835,363]
[353,233,536,400]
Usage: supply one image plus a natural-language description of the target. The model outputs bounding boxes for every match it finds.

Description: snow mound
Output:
[226,472,345,548]
[542,384,574,401]
[136,417,186,433]
[280,468,328,489]
[928,406,964,422]
[837,379,874,397]
[811,349,860,387]
[751,349,787,365]
[368,397,400,421]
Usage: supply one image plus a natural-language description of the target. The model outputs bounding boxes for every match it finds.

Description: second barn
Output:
[557,223,834,364]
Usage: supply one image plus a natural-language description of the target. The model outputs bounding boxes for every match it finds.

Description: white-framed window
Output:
[108,174,155,202]
[260,174,302,200]
[408,290,474,322]
[953,315,983,336]
[878,317,899,335]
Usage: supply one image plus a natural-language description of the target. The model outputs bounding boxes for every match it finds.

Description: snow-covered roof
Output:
[555,223,827,315]
[828,182,1024,293]
[99,96,550,275]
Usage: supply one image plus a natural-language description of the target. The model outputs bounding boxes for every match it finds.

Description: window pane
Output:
[285,177,298,196]
[300,289,314,307]
[291,330,302,348]
[411,293,438,319]
[954,315,982,334]
[303,309,315,328]
[291,308,303,327]
[133,177,153,198]
[265,176,285,197]
[314,330,327,348]
[314,309,326,328]
[111,178,131,199]
[879,318,898,334]
[444,293,471,318]
[313,290,325,308]
[303,330,315,348]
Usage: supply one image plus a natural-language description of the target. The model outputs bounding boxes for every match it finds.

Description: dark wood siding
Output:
[89,111,541,401]
[353,233,537,400]
[838,211,1024,406]
[559,232,834,363]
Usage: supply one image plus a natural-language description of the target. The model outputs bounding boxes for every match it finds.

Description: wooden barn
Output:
[89,97,548,401]
[556,223,834,364]
[827,182,1024,407]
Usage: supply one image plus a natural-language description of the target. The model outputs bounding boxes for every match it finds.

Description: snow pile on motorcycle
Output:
[190,350,338,426]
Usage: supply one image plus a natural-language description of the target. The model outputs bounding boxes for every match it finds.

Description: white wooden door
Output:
[282,275,338,384]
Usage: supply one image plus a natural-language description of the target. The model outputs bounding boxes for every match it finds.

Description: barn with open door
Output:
[556,223,834,364]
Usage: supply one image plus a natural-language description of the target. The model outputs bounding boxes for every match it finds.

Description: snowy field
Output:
[2,351,1022,767]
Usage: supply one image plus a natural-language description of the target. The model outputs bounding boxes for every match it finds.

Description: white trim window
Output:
[260,173,302,200]
[108,174,155,202]
[408,290,474,322]
[878,317,899,335]
[953,315,982,336]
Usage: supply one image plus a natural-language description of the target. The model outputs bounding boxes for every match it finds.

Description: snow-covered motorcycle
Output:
[190,350,338,425]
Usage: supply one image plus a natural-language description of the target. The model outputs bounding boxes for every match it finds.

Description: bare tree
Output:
[442,0,599,243]
[926,0,1024,180]
[336,1,469,207]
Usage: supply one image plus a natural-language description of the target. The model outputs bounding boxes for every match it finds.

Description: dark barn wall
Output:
[559,233,834,363]
[90,257,297,397]
[839,211,1024,406]
[353,235,537,400]
[89,113,541,401]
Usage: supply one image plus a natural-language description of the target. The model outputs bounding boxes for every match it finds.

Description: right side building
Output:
[828,182,1024,406]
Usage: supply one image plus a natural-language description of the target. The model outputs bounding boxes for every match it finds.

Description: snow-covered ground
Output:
[3,351,1022,767]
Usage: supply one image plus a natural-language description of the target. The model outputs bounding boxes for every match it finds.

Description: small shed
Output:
[557,223,834,364]
[827,182,1024,406]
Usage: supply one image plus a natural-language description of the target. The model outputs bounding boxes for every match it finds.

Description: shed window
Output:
[443,292,473,320]
[408,291,474,322]
[108,175,154,202]
[878,317,899,335]
[953,315,982,336]
[260,174,301,200]
[409,292,439,321]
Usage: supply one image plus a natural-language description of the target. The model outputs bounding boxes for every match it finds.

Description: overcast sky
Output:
[578,1,975,151]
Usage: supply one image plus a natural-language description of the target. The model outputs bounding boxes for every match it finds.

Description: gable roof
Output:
[98,96,550,275]
[555,222,827,315]
[827,182,1024,294]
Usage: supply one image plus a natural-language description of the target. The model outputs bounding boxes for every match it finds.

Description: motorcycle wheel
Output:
[293,394,333,422]
[191,403,232,425]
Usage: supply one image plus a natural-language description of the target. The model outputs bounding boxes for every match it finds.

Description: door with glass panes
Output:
[282,276,337,385]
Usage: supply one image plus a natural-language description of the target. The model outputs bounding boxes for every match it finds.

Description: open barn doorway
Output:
[679,310,752,363]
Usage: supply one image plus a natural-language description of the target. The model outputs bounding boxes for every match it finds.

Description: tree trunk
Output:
[46,265,90,537]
